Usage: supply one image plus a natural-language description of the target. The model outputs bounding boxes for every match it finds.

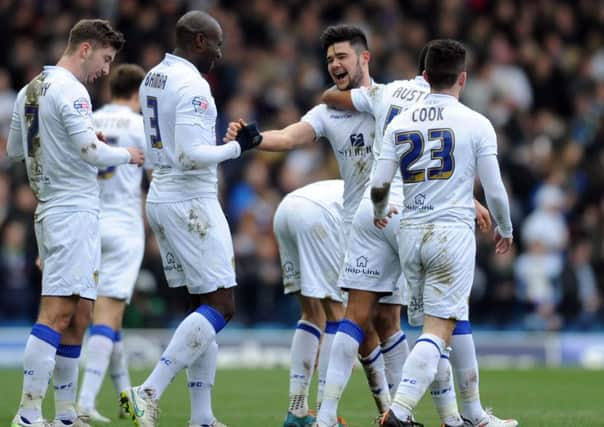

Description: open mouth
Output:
[334,70,348,84]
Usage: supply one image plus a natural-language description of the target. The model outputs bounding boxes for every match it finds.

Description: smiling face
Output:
[81,43,117,84]
[326,41,367,90]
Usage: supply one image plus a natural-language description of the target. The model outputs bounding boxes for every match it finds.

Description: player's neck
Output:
[430,87,460,99]
[112,98,138,112]
[56,56,84,83]
[359,73,372,88]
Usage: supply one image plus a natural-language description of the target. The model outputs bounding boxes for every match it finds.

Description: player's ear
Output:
[458,71,467,88]
[195,32,206,51]
[422,70,429,83]
[80,41,92,58]
[360,50,370,66]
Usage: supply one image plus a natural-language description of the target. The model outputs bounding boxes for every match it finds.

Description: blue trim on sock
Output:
[296,321,321,340]
[56,344,81,358]
[113,330,122,342]
[31,323,61,348]
[196,305,227,333]
[440,354,449,360]
[337,319,365,344]
[325,321,340,334]
[452,320,472,335]
[416,338,442,355]
[360,349,383,365]
[382,333,406,354]
[90,324,115,341]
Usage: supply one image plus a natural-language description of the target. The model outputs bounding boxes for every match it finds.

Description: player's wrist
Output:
[227,140,242,158]
[496,225,513,239]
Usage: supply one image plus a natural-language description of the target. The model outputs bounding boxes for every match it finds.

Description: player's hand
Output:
[474,199,492,233]
[127,147,145,166]
[494,227,513,254]
[373,206,398,229]
[96,131,107,143]
[223,119,246,143]
[236,122,263,151]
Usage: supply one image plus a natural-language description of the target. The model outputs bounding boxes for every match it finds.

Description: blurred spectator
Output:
[0,0,603,330]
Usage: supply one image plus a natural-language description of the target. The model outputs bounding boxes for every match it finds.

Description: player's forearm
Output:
[179,141,241,167]
[370,159,398,218]
[73,130,130,167]
[7,129,24,162]
[477,155,513,237]
[322,89,355,111]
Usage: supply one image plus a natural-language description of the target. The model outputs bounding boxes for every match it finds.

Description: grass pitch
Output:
[0,368,601,426]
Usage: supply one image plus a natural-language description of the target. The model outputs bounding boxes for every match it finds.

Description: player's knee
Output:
[215,300,235,322]
[300,298,325,326]
[38,311,74,333]
[373,307,400,339]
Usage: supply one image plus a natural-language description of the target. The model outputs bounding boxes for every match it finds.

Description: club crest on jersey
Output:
[192,96,209,113]
[73,98,91,116]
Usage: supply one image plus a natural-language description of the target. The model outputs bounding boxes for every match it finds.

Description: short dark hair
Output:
[320,24,368,53]
[424,39,466,90]
[417,43,431,75]
[109,64,145,99]
[66,19,125,54]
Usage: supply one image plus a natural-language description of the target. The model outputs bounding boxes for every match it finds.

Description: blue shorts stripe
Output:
[90,324,115,341]
[296,321,321,340]
[56,344,81,358]
[452,320,472,335]
[196,305,227,333]
[31,323,61,348]
[382,333,406,354]
[416,338,442,355]
[325,321,340,334]
[337,319,364,344]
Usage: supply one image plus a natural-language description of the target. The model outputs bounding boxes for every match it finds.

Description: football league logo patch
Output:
[192,96,209,113]
[73,98,91,116]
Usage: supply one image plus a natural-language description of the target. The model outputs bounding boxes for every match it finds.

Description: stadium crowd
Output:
[0,0,603,331]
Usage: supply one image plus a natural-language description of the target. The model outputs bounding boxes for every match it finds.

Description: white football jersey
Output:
[301,105,373,225]
[93,104,146,219]
[380,93,498,227]
[351,76,430,205]
[9,66,100,219]
[140,53,219,202]
[287,179,344,220]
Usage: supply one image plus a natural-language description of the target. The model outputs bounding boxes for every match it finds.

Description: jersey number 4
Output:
[146,96,163,149]
[396,128,455,184]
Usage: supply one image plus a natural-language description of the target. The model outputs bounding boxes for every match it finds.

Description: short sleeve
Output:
[59,83,95,136]
[301,105,326,139]
[379,120,399,162]
[474,116,498,157]
[351,83,384,115]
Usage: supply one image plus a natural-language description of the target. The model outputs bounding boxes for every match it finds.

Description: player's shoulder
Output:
[457,102,494,133]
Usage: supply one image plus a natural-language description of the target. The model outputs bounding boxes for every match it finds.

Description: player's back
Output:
[140,53,218,202]
[351,76,430,204]
[285,179,344,221]
[386,93,496,227]
[94,104,145,218]
[13,66,100,219]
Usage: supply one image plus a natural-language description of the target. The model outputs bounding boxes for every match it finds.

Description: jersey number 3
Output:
[146,96,163,149]
[396,128,455,184]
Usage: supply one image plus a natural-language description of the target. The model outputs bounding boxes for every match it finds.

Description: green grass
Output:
[1,368,602,426]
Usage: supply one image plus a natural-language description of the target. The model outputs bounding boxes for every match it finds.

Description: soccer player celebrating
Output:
[76,63,147,423]
[7,19,144,427]
[273,180,347,427]
[225,25,398,424]
[322,43,516,427]
[372,40,514,427]
[119,11,258,427]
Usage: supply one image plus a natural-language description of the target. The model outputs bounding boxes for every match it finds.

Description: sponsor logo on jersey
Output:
[192,96,209,113]
[73,98,91,116]
[329,112,353,119]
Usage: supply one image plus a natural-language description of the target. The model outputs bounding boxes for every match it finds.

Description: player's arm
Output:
[474,199,492,233]
[370,124,399,228]
[7,105,24,163]
[176,121,241,167]
[321,88,355,111]
[72,129,143,167]
[477,156,513,253]
[223,119,316,151]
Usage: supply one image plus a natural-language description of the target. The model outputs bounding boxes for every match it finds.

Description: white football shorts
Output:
[273,196,344,302]
[338,198,402,298]
[146,197,237,294]
[399,223,476,325]
[96,213,145,303]
[35,211,101,300]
